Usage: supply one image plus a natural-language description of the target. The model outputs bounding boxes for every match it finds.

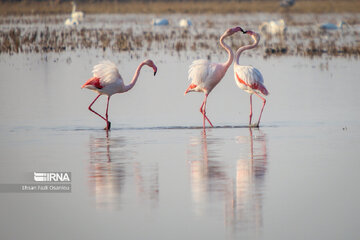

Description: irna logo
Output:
[34,172,71,182]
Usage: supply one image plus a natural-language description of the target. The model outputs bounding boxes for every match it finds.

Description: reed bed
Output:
[1,26,359,58]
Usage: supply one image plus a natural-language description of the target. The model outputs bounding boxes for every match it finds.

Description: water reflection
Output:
[88,134,159,210]
[187,129,267,236]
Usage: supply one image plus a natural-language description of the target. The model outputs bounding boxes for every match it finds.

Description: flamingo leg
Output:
[199,94,214,128]
[249,94,253,126]
[105,96,111,131]
[88,94,106,121]
[254,92,266,127]
[88,94,111,130]
[200,100,206,129]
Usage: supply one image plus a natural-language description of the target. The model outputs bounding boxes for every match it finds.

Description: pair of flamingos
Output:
[81,27,268,130]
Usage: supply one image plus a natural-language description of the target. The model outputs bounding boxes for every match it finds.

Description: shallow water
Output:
[1,14,360,240]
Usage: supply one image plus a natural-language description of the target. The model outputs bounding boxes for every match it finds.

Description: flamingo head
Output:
[243,30,256,35]
[144,59,157,76]
[224,26,245,36]
[243,30,260,41]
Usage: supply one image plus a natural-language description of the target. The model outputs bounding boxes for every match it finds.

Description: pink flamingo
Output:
[234,30,269,127]
[184,27,244,129]
[81,59,157,130]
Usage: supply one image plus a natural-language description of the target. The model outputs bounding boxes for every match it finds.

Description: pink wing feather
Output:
[234,65,268,96]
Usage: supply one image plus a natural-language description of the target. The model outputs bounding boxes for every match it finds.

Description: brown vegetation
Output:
[1,26,359,58]
[1,0,360,15]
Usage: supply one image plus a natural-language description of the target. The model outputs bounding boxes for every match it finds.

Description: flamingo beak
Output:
[184,83,197,95]
[184,88,191,95]
[153,67,157,76]
[236,27,246,34]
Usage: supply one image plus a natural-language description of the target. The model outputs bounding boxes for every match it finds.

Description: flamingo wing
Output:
[188,59,218,86]
[235,65,268,96]
[92,60,124,87]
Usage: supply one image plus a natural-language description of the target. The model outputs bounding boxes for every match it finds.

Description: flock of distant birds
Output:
[64,1,192,28]
[151,18,192,27]
[259,19,348,35]
[64,0,348,33]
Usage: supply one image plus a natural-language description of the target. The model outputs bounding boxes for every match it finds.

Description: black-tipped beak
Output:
[242,29,247,34]
[154,70,157,76]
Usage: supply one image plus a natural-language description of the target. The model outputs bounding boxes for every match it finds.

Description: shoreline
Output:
[1,0,360,15]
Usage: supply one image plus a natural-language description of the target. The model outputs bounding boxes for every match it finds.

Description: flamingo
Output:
[184,27,244,129]
[71,1,84,22]
[81,59,157,130]
[234,30,269,127]
[259,19,286,35]
[179,19,192,28]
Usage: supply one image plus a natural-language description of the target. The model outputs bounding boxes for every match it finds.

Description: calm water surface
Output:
[1,22,360,239]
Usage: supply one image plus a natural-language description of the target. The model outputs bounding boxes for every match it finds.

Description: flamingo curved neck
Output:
[235,36,259,65]
[219,34,234,70]
[124,62,146,92]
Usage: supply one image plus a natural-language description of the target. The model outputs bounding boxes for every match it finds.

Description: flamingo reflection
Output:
[187,128,267,235]
[231,128,267,233]
[88,134,159,210]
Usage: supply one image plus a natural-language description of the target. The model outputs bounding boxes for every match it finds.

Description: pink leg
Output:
[249,94,253,126]
[88,94,111,130]
[105,96,111,131]
[88,94,106,121]
[254,92,266,127]
[199,100,206,129]
[203,95,214,127]
[199,94,214,128]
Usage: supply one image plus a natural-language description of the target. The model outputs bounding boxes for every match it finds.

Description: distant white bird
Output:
[64,17,79,27]
[152,18,169,26]
[280,0,295,8]
[259,19,286,35]
[319,21,347,31]
[71,1,84,22]
[179,19,192,28]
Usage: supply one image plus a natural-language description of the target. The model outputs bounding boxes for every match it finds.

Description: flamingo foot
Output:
[104,121,111,131]
[249,122,259,128]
